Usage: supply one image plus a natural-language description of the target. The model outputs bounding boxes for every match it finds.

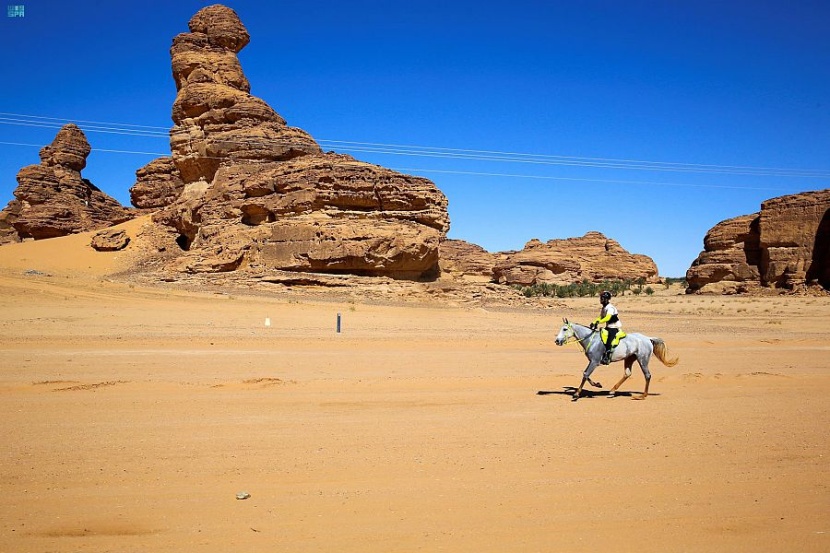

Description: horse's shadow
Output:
[537,386,660,399]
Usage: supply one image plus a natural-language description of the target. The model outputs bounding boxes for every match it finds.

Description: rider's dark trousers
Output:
[604,328,618,351]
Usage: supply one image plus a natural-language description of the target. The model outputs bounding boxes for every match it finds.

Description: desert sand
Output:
[0,229,828,553]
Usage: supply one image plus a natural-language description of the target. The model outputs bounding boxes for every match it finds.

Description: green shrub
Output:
[514,278,649,298]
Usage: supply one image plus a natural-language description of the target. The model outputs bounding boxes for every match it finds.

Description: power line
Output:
[0,112,817,175]
[320,139,830,178]
[393,167,795,191]
[0,138,799,190]
[0,140,170,159]
[0,112,171,131]
[0,116,169,138]
[3,111,829,177]
[322,144,830,178]
[1,111,829,185]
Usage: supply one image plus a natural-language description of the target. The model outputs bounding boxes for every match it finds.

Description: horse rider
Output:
[590,290,622,365]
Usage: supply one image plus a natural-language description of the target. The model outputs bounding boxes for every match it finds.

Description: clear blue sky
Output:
[1,1,828,277]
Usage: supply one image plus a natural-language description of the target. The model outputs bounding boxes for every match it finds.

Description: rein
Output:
[563,323,597,348]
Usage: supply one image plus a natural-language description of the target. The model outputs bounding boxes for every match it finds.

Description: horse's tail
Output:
[650,338,679,367]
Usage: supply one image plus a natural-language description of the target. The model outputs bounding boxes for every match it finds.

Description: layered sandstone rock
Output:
[439,239,498,281]
[91,228,130,251]
[0,124,133,244]
[130,157,184,210]
[154,154,449,277]
[759,190,830,289]
[492,232,658,286]
[167,5,320,184]
[139,5,449,279]
[686,189,830,293]
[685,214,762,294]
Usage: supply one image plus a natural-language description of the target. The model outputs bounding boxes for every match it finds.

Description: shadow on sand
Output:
[537,386,661,400]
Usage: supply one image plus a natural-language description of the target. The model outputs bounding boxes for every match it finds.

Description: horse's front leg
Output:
[573,360,600,400]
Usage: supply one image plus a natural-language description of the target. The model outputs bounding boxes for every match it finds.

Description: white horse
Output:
[554,318,679,400]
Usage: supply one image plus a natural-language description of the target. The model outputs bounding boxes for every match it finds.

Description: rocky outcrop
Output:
[154,154,449,277]
[0,124,133,244]
[759,190,830,289]
[686,189,830,293]
[492,232,659,286]
[136,5,449,279]
[439,239,498,281]
[685,214,762,294]
[91,228,130,251]
[130,157,184,210]
[167,5,320,184]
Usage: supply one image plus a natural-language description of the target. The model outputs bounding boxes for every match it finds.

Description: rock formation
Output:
[685,214,762,294]
[491,232,659,286]
[760,190,830,289]
[133,4,449,279]
[91,228,130,251]
[0,124,133,244]
[130,157,184,210]
[439,239,499,281]
[686,189,830,293]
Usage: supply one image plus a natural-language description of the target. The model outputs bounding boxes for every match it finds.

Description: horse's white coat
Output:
[555,319,677,399]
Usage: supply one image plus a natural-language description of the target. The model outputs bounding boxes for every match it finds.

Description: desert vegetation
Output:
[513,277,687,298]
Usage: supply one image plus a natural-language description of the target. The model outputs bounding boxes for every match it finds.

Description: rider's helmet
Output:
[600,290,612,302]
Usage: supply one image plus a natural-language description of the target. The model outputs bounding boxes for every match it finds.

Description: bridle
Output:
[560,320,596,347]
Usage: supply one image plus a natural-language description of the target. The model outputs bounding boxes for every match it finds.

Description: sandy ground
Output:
[0,230,828,552]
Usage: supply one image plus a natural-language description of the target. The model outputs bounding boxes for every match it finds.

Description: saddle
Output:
[600,328,626,348]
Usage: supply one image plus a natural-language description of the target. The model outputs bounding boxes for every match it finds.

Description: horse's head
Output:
[555,318,572,346]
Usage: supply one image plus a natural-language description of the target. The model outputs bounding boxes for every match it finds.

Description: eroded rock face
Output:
[439,239,498,280]
[686,189,830,293]
[154,155,449,277]
[143,5,449,279]
[686,214,761,294]
[759,190,830,289]
[168,4,320,184]
[130,157,184,210]
[91,228,130,251]
[492,232,658,286]
[0,124,133,244]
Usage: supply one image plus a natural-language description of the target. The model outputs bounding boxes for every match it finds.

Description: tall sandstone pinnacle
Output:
[133,4,449,279]
[0,124,133,244]
[686,189,830,293]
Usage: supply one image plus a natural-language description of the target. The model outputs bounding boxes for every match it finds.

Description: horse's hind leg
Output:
[632,357,653,400]
[609,356,635,397]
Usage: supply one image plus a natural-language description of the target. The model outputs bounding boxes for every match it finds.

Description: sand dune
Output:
[0,216,152,277]
[0,236,828,552]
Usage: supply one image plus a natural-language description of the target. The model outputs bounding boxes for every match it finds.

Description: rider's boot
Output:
[601,347,613,365]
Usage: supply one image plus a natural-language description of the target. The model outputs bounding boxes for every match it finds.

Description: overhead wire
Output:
[2,111,827,177]
[0,112,171,131]
[0,136,794,190]
[390,167,794,191]
[1,111,829,188]
[318,139,830,178]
